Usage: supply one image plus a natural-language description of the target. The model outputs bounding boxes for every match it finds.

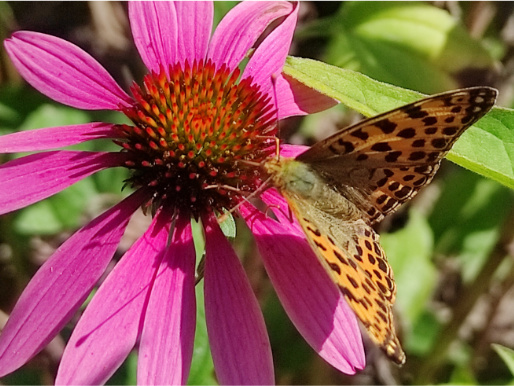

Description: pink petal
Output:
[278,143,309,158]
[130,2,212,70]
[242,2,298,97]
[56,208,172,385]
[4,31,132,110]
[203,213,274,385]
[173,2,213,64]
[259,189,304,236]
[240,202,366,374]
[138,215,196,385]
[0,151,128,215]
[208,1,293,72]
[0,123,118,153]
[276,74,338,119]
[0,189,147,377]
[129,2,178,74]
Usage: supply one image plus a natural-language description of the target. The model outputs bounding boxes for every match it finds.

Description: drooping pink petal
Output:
[55,208,172,385]
[208,1,293,73]
[0,189,148,378]
[0,123,118,153]
[138,215,196,386]
[173,2,213,64]
[240,202,366,374]
[259,189,304,236]
[4,31,132,110]
[242,2,298,98]
[129,2,178,75]
[203,213,274,385]
[276,73,338,119]
[0,151,129,215]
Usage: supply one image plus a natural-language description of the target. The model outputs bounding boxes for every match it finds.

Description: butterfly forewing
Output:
[297,87,497,224]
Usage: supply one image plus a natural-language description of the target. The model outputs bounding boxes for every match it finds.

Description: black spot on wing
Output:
[397,128,416,138]
[375,119,397,134]
[406,105,429,119]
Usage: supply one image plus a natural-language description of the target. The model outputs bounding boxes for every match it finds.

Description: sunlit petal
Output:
[203,213,274,385]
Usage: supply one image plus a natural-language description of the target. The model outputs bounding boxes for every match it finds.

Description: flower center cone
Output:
[115,59,277,218]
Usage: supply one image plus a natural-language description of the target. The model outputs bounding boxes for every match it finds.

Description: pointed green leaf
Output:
[218,210,236,239]
[283,56,514,190]
[493,344,514,377]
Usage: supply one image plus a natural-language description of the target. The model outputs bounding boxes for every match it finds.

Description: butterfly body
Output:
[264,87,497,365]
[265,158,362,221]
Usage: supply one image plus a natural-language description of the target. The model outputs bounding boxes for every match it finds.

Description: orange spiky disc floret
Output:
[114,59,276,217]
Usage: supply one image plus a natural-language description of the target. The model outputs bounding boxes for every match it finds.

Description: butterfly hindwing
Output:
[283,190,405,364]
[297,87,497,224]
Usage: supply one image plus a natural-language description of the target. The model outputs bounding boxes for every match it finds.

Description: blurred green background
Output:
[1,2,514,385]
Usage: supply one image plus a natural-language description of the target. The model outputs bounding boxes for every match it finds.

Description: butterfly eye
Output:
[288,178,314,194]
[284,162,318,195]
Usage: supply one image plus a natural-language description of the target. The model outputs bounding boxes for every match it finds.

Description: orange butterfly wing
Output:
[297,87,497,224]
[282,189,405,364]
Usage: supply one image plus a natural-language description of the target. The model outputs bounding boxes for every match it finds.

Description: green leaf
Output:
[19,103,90,131]
[0,85,48,132]
[218,210,237,239]
[0,368,42,385]
[188,281,217,385]
[381,210,435,324]
[92,167,130,195]
[13,178,99,235]
[283,56,514,190]
[263,293,312,374]
[191,218,206,261]
[447,354,477,385]
[213,1,238,28]
[428,168,512,281]
[449,106,514,190]
[493,344,514,377]
[317,2,494,93]
[284,56,416,114]
[124,351,138,385]
[107,350,137,385]
[406,311,441,356]
[188,220,216,384]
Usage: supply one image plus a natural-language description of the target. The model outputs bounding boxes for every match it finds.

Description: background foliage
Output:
[1,2,514,385]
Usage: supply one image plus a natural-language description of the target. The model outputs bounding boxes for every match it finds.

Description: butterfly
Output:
[264,87,497,365]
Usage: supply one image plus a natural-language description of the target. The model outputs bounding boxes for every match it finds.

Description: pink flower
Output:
[0,2,365,384]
